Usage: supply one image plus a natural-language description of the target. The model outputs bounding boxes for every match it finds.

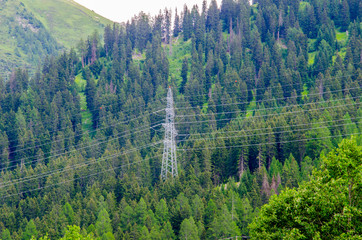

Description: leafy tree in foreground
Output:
[58,225,95,240]
[249,137,362,239]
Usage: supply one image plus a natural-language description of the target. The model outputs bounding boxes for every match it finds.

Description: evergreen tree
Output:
[180,57,188,94]
[207,204,241,239]
[22,220,38,240]
[174,9,181,37]
[339,0,350,31]
[1,229,12,240]
[95,209,113,238]
[179,217,199,240]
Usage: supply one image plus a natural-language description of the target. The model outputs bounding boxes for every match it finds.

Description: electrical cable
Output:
[174,72,360,105]
[1,106,163,156]
[175,94,360,112]
[2,81,359,159]
[175,61,362,100]
[2,98,359,170]
[0,105,164,148]
[174,102,359,126]
[0,153,164,200]
[176,122,359,144]
[0,120,164,172]
[0,141,163,191]
[177,116,362,137]
[0,90,163,138]
[4,110,359,187]
[5,86,358,156]
[177,132,361,151]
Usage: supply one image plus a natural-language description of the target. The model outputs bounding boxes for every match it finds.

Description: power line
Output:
[3,105,359,186]
[0,120,164,172]
[176,122,359,144]
[2,121,359,194]
[174,72,360,105]
[175,94,360,112]
[178,94,359,117]
[1,81,359,162]
[219,236,250,240]
[0,84,360,197]
[177,132,361,152]
[1,109,164,159]
[6,89,357,159]
[0,153,164,200]
[0,141,163,191]
[0,92,163,139]
[1,101,359,199]
[178,116,362,137]
[0,105,164,151]
[176,62,361,100]
[7,97,355,171]
[174,102,359,126]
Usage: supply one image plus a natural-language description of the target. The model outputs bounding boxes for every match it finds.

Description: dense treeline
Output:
[0,0,361,239]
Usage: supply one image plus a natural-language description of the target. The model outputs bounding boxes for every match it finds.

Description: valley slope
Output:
[0,0,113,78]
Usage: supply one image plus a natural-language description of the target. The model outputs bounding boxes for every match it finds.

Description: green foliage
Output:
[63,203,75,225]
[1,229,12,240]
[207,205,241,239]
[0,0,112,77]
[20,0,112,49]
[59,225,95,240]
[95,209,113,238]
[22,220,38,240]
[179,217,199,240]
[249,138,362,239]
[0,0,360,239]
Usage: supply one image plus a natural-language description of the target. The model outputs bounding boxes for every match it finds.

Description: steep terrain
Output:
[0,0,360,239]
[0,0,112,78]
[20,0,113,49]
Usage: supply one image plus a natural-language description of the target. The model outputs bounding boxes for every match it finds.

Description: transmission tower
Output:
[161,87,178,180]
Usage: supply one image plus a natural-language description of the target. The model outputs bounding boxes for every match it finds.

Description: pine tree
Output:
[174,8,181,38]
[339,0,350,31]
[22,219,38,240]
[179,217,200,240]
[207,204,241,239]
[95,209,113,238]
[156,199,169,224]
[180,57,188,94]
[1,229,12,240]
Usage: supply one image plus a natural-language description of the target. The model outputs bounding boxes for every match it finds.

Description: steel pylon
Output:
[161,87,178,180]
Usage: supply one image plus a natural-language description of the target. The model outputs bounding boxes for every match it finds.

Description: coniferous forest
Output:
[0,0,361,239]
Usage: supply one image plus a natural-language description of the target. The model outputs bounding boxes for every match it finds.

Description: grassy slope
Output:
[75,74,93,133]
[0,0,113,78]
[0,0,30,75]
[166,36,192,87]
[308,28,348,66]
[334,28,348,61]
[20,0,113,49]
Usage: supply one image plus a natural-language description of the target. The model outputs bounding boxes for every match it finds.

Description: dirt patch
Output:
[132,52,145,61]
[15,16,39,33]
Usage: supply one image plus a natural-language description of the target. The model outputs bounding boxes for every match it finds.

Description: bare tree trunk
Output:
[239,153,245,180]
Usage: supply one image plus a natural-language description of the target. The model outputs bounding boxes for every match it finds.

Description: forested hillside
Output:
[0,0,361,239]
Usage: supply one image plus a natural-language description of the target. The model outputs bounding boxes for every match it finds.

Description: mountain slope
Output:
[0,0,113,78]
[20,0,113,49]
